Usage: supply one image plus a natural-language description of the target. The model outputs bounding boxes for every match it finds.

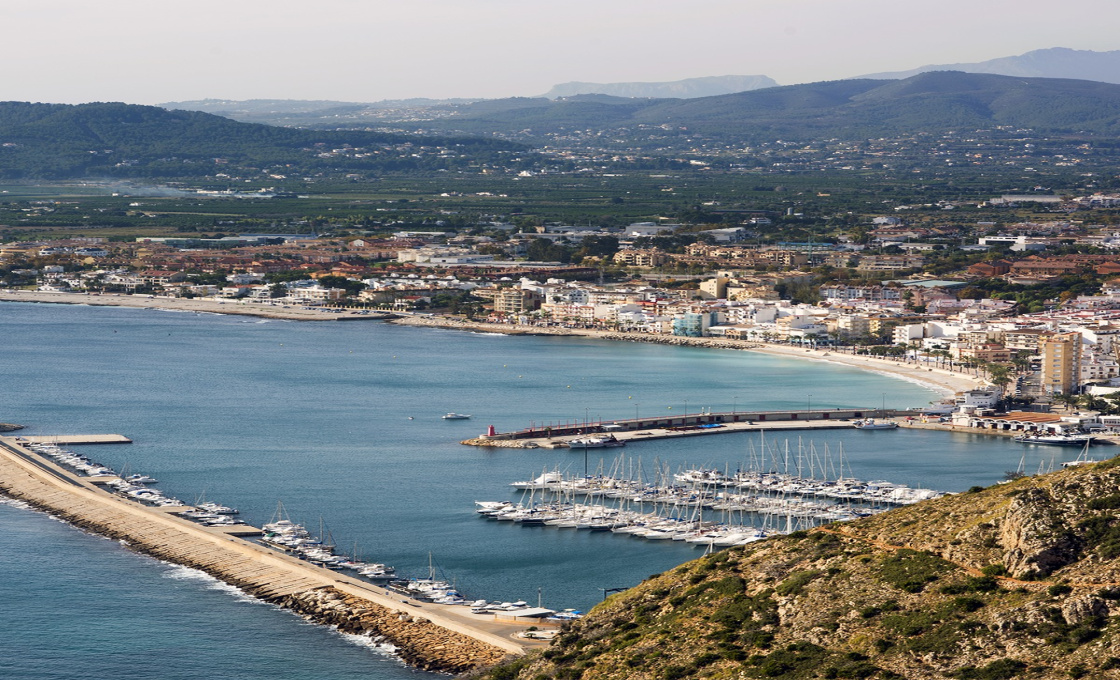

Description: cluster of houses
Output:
[12,211,1120,401]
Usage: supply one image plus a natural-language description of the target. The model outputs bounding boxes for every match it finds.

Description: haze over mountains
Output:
[8,48,1120,181]
[163,46,1120,121]
[540,75,778,99]
[165,72,1120,143]
[858,47,1120,84]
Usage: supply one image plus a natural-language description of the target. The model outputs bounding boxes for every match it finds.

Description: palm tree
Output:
[987,364,1013,390]
[1052,393,1079,411]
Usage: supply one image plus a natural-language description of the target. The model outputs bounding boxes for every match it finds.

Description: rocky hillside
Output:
[479,459,1120,680]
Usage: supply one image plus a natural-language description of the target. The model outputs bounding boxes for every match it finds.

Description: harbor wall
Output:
[481,409,901,441]
[0,439,514,675]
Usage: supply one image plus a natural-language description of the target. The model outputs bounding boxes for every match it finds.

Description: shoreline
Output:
[388,315,986,397]
[0,290,392,322]
[0,290,984,396]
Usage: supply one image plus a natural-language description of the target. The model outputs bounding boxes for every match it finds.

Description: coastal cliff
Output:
[480,459,1120,680]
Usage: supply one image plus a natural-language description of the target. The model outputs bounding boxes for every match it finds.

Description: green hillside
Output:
[0,102,525,179]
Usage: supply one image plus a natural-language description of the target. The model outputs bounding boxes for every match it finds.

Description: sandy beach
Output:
[0,290,391,322]
[387,315,986,397]
[0,290,984,396]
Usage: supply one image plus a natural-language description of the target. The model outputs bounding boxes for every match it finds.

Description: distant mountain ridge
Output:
[540,75,779,99]
[389,71,1120,142]
[858,47,1120,84]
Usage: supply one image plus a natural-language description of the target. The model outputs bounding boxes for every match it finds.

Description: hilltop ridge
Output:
[482,459,1120,679]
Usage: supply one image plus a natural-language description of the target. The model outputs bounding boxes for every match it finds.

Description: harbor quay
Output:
[463,408,903,448]
[0,435,547,673]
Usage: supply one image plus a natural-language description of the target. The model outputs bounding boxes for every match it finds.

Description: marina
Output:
[0,433,558,672]
[1,301,1098,680]
[481,441,944,545]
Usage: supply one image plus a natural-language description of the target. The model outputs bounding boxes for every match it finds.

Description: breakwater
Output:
[462,409,899,448]
[0,436,521,674]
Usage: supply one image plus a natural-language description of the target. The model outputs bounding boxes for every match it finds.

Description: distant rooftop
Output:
[891,280,968,289]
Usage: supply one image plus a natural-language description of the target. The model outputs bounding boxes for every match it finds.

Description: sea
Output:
[0,301,1087,679]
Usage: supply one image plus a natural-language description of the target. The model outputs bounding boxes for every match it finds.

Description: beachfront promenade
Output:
[0,435,541,673]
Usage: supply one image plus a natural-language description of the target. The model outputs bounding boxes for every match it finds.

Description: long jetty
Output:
[464,408,903,448]
[0,435,540,674]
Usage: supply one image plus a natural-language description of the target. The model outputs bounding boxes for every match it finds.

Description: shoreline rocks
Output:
[0,423,24,432]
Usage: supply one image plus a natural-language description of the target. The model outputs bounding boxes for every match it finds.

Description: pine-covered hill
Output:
[480,458,1120,680]
[0,101,525,179]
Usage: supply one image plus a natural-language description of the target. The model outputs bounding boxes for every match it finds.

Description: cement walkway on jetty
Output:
[0,435,543,673]
[18,434,133,445]
[464,409,899,449]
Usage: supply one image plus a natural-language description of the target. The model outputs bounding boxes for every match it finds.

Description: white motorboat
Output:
[853,418,898,430]
[566,435,625,449]
[510,471,563,490]
[442,413,471,420]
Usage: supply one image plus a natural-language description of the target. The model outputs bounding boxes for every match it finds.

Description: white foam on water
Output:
[160,564,267,605]
[333,629,403,663]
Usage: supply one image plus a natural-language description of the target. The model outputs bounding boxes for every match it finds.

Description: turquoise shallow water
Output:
[0,302,1085,679]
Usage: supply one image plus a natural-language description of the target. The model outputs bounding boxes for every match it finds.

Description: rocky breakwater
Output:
[461,437,537,448]
[14,493,512,674]
[0,443,514,676]
[0,423,24,432]
[274,588,512,674]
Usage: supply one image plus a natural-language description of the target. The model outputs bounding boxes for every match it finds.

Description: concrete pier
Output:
[0,435,542,673]
[19,434,133,445]
[464,408,903,448]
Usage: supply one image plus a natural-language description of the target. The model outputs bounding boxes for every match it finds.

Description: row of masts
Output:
[481,437,944,547]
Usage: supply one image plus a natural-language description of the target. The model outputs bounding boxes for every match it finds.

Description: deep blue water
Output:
[0,301,1083,679]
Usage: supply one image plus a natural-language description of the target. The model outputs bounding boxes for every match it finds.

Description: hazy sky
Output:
[6,0,1119,105]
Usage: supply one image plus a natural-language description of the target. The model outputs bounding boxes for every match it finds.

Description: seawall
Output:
[0,436,521,674]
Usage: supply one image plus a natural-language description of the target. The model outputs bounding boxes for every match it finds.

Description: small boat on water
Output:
[442,413,471,420]
[853,419,898,430]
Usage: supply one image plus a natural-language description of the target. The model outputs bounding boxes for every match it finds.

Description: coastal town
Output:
[8,198,1120,442]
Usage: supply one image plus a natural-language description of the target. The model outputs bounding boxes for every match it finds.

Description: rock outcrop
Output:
[481,458,1120,680]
